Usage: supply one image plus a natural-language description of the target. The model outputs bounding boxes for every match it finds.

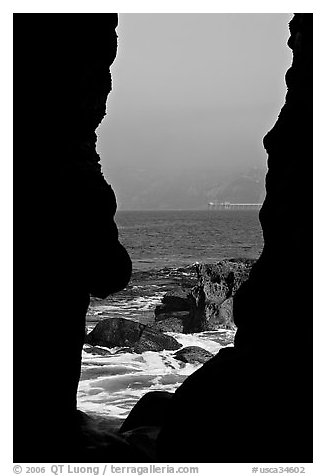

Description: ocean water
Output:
[77,210,263,422]
[116,209,263,271]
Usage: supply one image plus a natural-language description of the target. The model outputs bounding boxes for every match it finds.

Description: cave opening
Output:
[79,13,293,429]
[14,12,312,463]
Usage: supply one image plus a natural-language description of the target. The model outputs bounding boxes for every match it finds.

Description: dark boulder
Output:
[155,310,190,322]
[155,290,190,316]
[85,317,182,353]
[150,317,185,333]
[120,391,173,433]
[133,328,182,353]
[85,318,144,348]
[151,311,190,332]
[173,346,214,365]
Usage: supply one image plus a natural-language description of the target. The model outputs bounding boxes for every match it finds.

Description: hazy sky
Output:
[97,13,292,209]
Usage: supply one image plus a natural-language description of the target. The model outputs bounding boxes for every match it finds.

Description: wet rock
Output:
[195,259,254,305]
[85,317,182,353]
[150,317,185,333]
[133,328,182,353]
[155,310,190,322]
[187,259,254,331]
[155,290,190,316]
[204,297,234,330]
[85,318,145,348]
[151,310,191,332]
[83,345,113,356]
[218,298,234,328]
[173,346,214,365]
[154,260,254,333]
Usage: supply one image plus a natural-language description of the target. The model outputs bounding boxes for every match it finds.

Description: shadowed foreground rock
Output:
[15,14,133,462]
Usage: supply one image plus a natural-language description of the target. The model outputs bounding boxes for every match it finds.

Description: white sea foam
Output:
[78,349,185,419]
[78,210,262,419]
[78,329,235,419]
[168,332,223,354]
[90,292,165,314]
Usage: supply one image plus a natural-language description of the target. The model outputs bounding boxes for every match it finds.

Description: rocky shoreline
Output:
[84,258,255,364]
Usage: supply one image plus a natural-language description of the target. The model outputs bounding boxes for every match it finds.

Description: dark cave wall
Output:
[261,14,312,250]
[233,13,312,350]
[14,14,131,461]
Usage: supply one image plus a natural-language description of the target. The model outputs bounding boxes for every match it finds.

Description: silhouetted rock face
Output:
[173,346,214,365]
[233,13,312,351]
[157,14,312,462]
[85,318,182,353]
[15,14,133,462]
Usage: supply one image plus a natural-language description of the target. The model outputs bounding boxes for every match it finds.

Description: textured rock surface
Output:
[155,290,191,316]
[188,259,253,331]
[85,318,144,348]
[133,328,182,353]
[153,259,253,332]
[150,315,188,333]
[156,14,312,462]
[173,346,214,365]
[85,318,182,353]
[195,260,253,303]
[154,310,191,323]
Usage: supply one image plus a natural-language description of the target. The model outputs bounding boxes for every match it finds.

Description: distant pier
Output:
[208,201,262,210]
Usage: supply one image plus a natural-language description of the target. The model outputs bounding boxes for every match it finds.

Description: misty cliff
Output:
[110,165,266,209]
